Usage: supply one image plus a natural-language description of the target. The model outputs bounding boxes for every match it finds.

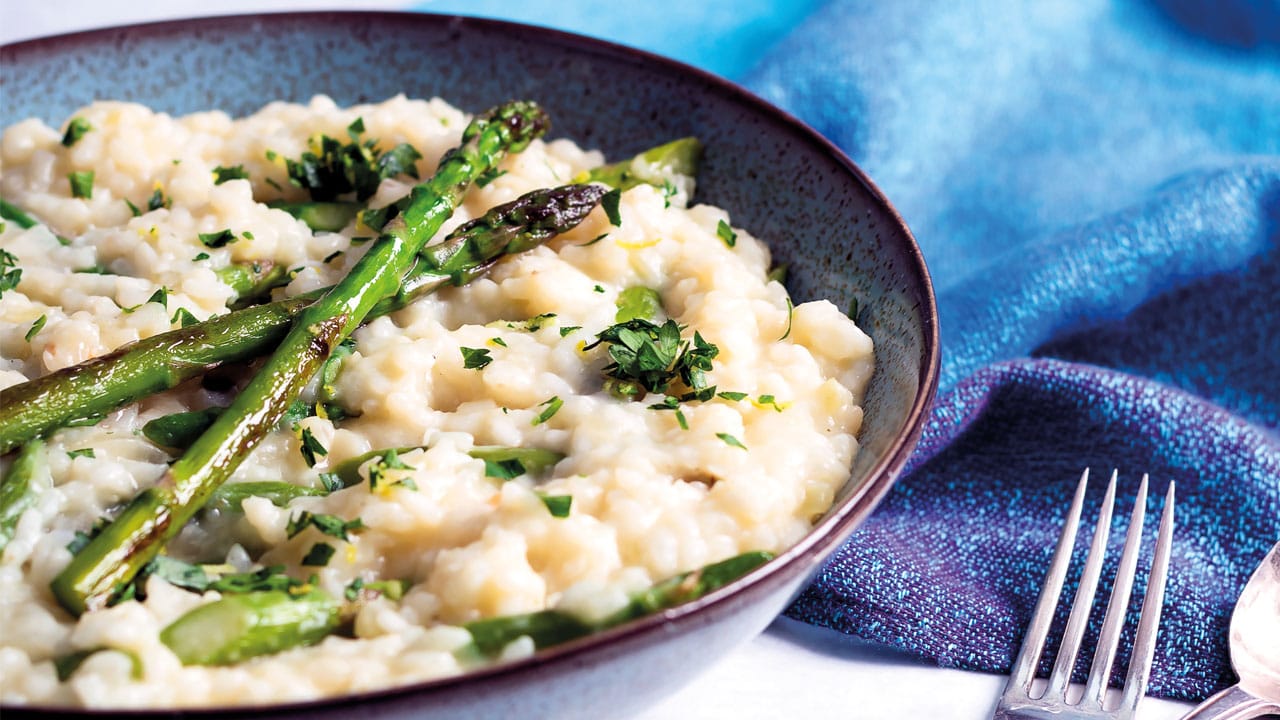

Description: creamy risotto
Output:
[0,96,872,708]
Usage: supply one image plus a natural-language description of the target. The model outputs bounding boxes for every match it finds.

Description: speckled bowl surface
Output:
[0,12,939,719]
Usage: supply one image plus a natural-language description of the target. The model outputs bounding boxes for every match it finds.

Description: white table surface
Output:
[1,4,1198,718]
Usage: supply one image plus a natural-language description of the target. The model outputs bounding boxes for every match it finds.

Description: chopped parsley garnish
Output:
[847,296,859,320]
[280,399,315,430]
[490,337,508,347]
[74,263,112,275]
[584,318,719,401]
[67,448,96,460]
[68,171,94,199]
[323,250,344,264]
[367,449,416,491]
[302,542,336,566]
[198,229,237,248]
[601,188,622,226]
[647,395,689,429]
[716,219,737,248]
[757,394,788,411]
[298,427,328,467]
[147,188,170,212]
[207,565,313,594]
[539,493,573,518]
[213,164,250,184]
[460,346,493,370]
[66,517,110,555]
[0,249,19,297]
[24,314,46,341]
[286,511,365,541]
[582,233,609,246]
[146,287,169,308]
[661,179,678,207]
[716,432,748,450]
[559,326,582,337]
[779,297,794,340]
[279,118,423,201]
[717,391,748,402]
[593,284,606,293]
[61,117,92,147]
[483,457,526,480]
[171,308,199,327]
[193,252,210,261]
[532,396,563,426]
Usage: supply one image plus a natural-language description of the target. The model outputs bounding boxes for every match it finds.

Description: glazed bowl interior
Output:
[0,12,938,718]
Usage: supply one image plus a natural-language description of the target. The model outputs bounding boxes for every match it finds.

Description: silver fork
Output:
[993,469,1176,720]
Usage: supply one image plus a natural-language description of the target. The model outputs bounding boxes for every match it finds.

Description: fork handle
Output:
[1178,685,1280,720]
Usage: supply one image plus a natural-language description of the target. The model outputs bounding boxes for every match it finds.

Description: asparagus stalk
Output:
[51,101,551,615]
[268,201,362,233]
[0,182,603,456]
[215,261,289,308]
[159,589,340,666]
[463,551,773,656]
[576,137,703,192]
[0,439,48,551]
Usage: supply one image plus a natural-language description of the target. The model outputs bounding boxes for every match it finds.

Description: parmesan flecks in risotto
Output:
[0,96,872,708]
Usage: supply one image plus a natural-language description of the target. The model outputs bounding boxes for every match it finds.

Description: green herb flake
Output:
[146,287,169,308]
[717,391,748,402]
[539,493,573,518]
[490,337,508,348]
[0,249,19,297]
[68,171,94,199]
[192,252,210,261]
[593,284,606,294]
[483,457,526,480]
[601,188,623,226]
[286,511,365,541]
[74,263,111,275]
[24,314,46,341]
[559,326,582,337]
[302,542,336,566]
[123,199,140,216]
[367,449,415,492]
[281,121,422,202]
[716,219,737,248]
[615,286,662,323]
[532,396,563,426]
[847,296,860,320]
[213,164,250,184]
[319,338,356,401]
[61,117,93,147]
[661,179,678,208]
[242,231,254,240]
[716,432,748,450]
[298,427,328,467]
[146,188,170,212]
[757,394,788,412]
[171,308,199,328]
[67,448,96,460]
[460,346,493,370]
[779,297,794,341]
[323,250,344,264]
[582,232,609,246]
[198,229,237,248]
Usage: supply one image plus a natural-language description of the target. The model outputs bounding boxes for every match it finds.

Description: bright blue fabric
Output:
[418,0,1280,700]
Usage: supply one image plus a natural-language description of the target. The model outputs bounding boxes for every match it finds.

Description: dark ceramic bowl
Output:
[0,12,939,720]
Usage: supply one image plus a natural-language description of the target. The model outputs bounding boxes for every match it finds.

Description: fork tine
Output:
[1001,468,1090,699]
[1118,481,1175,717]
[1042,470,1117,702]
[1080,473,1149,711]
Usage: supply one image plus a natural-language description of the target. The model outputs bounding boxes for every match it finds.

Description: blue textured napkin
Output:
[419,0,1280,700]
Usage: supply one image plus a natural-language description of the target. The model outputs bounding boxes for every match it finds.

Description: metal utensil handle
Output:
[1179,684,1280,720]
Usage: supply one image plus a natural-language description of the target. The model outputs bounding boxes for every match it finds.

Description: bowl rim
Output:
[1,9,940,716]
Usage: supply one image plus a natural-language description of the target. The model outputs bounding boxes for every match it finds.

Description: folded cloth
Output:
[743,0,1280,701]
[421,0,1280,700]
